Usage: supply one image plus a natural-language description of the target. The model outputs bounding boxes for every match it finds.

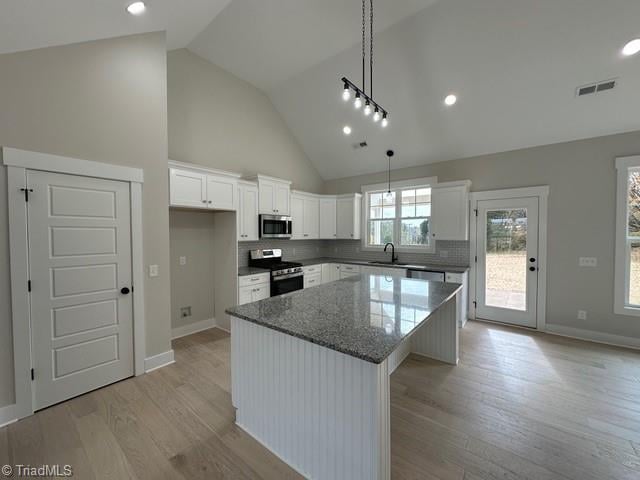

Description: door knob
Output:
[121,287,131,295]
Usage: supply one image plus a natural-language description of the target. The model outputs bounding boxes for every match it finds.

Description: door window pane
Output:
[485,209,527,311]
[630,242,640,306]
[629,171,640,237]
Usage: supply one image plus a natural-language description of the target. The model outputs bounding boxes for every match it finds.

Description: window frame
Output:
[361,177,437,254]
[615,156,640,316]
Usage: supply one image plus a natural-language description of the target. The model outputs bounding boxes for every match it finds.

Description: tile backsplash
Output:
[238,239,469,267]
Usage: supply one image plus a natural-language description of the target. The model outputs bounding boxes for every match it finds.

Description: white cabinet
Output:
[321,263,340,283]
[253,175,291,215]
[238,272,271,305]
[361,266,407,277]
[319,197,337,239]
[169,162,240,211]
[238,181,259,241]
[445,271,469,327]
[336,194,362,240]
[169,168,207,208]
[303,264,323,289]
[431,181,471,241]
[291,192,319,240]
[339,263,361,278]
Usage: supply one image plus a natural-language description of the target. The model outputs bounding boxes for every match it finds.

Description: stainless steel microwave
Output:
[259,214,292,239]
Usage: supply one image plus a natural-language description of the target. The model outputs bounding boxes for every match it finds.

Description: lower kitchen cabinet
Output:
[445,271,469,327]
[321,263,340,283]
[338,264,360,278]
[238,272,270,305]
[302,264,322,288]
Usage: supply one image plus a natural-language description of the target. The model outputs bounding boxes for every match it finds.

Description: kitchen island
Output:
[226,274,462,480]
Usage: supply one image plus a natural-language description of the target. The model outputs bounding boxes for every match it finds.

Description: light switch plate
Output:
[577,310,587,320]
[579,257,597,267]
[149,264,159,277]
[179,256,187,266]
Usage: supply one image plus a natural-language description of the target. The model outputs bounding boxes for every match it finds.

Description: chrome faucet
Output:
[384,242,398,263]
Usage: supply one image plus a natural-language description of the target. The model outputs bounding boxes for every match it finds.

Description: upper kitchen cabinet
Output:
[336,193,362,240]
[169,161,240,211]
[431,180,471,241]
[319,196,337,239]
[238,180,259,241]
[251,175,291,215]
[291,192,319,239]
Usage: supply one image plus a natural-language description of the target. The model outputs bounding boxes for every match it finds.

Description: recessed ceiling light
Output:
[444,94,457,106]
[622,38,640,56]
[343,126,352,135]
[126,1,146,15]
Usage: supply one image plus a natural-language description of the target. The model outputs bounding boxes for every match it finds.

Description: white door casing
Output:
[27,171,134,410]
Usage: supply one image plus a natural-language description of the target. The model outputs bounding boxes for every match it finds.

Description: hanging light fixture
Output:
[340,0,389,127]
[385,150,394,201]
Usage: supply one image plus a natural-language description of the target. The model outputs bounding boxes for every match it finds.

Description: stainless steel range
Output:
[249,249,303,297]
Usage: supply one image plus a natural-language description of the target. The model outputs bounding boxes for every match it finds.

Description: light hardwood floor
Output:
[2,321,640,479]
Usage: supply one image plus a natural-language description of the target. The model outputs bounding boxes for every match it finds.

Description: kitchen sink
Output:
[367,261,408,266]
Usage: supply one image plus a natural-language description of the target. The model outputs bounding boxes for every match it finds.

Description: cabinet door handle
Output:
[208,200,212,204]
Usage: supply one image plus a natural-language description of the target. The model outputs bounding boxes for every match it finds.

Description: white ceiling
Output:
[2,0,640,180]
[0,0,231,53]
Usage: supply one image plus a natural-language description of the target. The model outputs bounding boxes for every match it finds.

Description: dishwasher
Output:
[408,269,446,282]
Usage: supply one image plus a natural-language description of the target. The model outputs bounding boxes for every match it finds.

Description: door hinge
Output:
[27,280,32,292]
[30,368,34,381]
[474,209,478,217]
[473,300,477,308]
[474,256,477,263]
[20,187,34,202]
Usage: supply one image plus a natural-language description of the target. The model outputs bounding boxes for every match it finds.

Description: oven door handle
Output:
[272,272,304,281]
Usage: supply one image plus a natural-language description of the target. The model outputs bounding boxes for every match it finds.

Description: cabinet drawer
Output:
[445,272,464,284]
[239,272,270,287]
[339,264,360,273]
[302,264,321,275]
[304,273,322,289]
[253,284,270,301]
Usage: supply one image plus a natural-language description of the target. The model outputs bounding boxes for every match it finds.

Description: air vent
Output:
[576,78,617,97]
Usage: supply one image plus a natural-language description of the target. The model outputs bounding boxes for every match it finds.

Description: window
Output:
[615,156,640,316]
[364,178,435,253]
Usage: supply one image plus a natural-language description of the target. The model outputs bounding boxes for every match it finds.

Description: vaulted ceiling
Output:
[2,0,640,180]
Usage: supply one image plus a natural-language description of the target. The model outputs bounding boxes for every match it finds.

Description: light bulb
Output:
[342,86,350,101]
[444,94,457,106]
[363,101,372,116]
[385,191,393,202]
[126,1,146,15]
[381,115,388,128]
[343,125,352,135]
[354,94,362,109]
[373,109,381,122]
[623,39,640,56]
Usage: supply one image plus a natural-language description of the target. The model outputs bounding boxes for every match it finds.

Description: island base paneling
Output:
[231,317,390,480]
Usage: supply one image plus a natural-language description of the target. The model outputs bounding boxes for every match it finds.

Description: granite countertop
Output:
[226,274,462,364]
[238,266,270,277]
[296,257,470,273]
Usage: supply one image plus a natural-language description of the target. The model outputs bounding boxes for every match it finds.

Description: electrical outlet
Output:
[440,250,449,258]
[579,257,597,267]
[179,256,187,266]
[180,306,192,318]
[577,310,587,320]
[149,264,159,277]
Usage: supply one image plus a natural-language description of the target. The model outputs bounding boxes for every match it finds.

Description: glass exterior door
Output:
[476,197,539,327]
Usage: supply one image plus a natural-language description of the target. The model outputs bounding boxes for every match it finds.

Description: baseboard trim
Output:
[144,350,175,373]
[544,324,640,351]
[171,318,216,340]
[0,403,17,428]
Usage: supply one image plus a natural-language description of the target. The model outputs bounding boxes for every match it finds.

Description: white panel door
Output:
[303,196,319,239]
[319,197,337,239]
[290,195,304,239]
[476,197,539,328]
[27,171,134,410]
[169,168,207,208]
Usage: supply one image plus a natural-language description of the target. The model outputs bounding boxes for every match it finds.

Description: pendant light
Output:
[385,150,394,202]
[340,0,389,127]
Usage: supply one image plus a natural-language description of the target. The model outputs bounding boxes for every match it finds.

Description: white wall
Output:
[167,48,324,193]
[169,210,216,333]
[325,130,640,340]
[0,32,172,408]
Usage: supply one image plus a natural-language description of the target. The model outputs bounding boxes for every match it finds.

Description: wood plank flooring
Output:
[2,320,640,479]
